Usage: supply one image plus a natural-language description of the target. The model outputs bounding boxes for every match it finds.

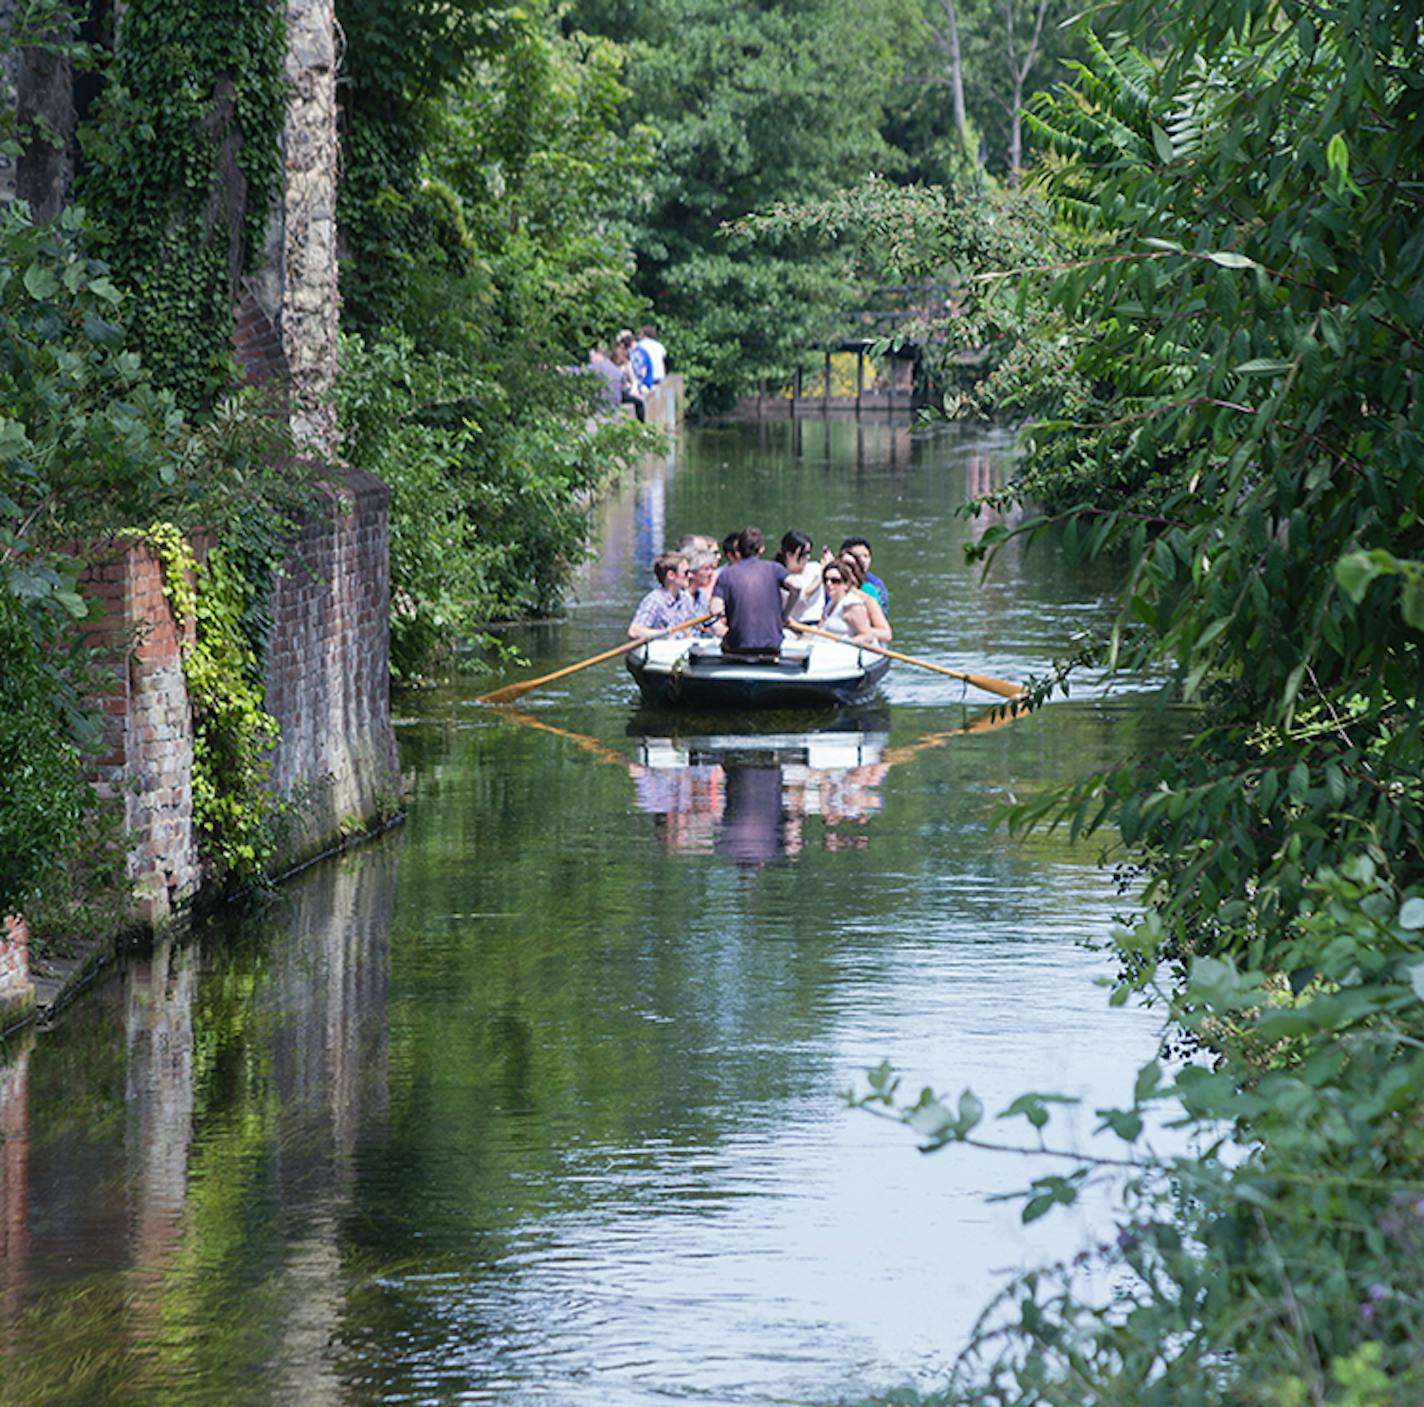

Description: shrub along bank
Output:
[840,0,1424,1400]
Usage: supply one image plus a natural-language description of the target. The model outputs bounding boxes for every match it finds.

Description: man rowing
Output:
[627,552,700,640]
[710,526,802,657]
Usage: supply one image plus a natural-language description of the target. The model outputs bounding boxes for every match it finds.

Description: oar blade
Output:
[961,672,1028,701]
[476,678,543,705]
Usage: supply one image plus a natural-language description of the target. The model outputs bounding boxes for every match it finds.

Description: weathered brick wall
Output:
[264,472,400,861]
[233,286,288,386]
[81,539,202,923]
[75,495,398,921]
[0,914,34,1032]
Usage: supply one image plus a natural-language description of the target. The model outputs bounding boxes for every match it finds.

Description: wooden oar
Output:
[477,613,714,705]
[787,620,1027,701]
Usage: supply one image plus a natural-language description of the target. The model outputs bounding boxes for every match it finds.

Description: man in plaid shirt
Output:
[627,553,699,639]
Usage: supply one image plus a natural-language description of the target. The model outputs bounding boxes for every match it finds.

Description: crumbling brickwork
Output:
[76,477,398,920]
[81,538,203,922]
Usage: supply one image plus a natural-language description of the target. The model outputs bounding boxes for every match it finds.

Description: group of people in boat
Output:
[627,525,892,654]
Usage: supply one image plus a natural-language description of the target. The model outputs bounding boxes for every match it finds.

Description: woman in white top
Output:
[777,530,825,624]
[834,551,893,643]
[818,559,879,643]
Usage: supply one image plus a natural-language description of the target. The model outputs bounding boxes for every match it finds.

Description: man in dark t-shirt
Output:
[711,526,793,656]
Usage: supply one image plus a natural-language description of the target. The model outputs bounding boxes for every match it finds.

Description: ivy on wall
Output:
[78,0,288,410]
[147,522,282,882]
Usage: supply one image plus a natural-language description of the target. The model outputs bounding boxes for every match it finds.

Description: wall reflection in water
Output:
[0,842,397,1402]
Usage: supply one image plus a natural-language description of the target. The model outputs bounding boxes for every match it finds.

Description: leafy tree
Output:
[335,0,661,673]
[568,0,921,409]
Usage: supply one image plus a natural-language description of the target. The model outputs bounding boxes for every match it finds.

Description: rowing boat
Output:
[625,633,891,710]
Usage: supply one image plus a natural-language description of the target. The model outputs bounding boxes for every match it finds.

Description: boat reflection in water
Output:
[630,715,892,864]
[488,700,1026,868]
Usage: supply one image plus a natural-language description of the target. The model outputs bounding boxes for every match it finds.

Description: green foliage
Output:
[858,858,1424,1403]
[77,0,288,409]
[148,524,281,883]
[1,200,303,911]
[735,173,1071,417]
[336,0,661,671]
[1,203,182,588]
[0,590,89,916]
[338,329,655,677]
[845,0,1424,1399]
[569,0,923,409]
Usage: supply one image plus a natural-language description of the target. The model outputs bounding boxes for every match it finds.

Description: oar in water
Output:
[477,613,714,705]
[787,620,1027,701]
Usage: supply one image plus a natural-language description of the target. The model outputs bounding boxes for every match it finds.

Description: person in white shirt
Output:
[636,324,668,385]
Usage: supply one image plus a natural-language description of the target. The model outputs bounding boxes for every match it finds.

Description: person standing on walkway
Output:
[710,527,798,657]
[636,324,668,385]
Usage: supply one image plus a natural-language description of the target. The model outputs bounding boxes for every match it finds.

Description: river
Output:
[0,417,1175,1406]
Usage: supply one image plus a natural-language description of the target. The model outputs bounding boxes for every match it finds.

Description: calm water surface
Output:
[0,419,1178,1406]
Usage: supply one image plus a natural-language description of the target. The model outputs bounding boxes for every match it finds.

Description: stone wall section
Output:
[70,486,398,922]
[0,914,34,1032]
[264,472,400,858]
[279,0,340,458]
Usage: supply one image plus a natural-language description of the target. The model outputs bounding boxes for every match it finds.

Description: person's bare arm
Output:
[863,594,893,643]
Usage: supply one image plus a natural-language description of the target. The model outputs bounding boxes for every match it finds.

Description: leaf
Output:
[23,262,59,300]
[1098,1106,1143,1141]
[1410,962,1424,1002]
[1206,250,1257,270]
[1234,358,1293,375]
[1134,1060,1161,1103]
[1402,580,1424,631]
[1335,551,1381,603]
[1151,123,1174,163]
[1400,898,1424,931]
[1326,132,1350,178]
[907,1099,956,1141]
[957,1088,984,1136]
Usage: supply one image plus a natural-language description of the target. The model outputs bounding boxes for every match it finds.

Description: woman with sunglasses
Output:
[832,552,893,643]
[818,558,880,644]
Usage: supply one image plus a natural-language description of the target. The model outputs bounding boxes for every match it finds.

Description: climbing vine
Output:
[78,0,288,410]
[147,522,281,882]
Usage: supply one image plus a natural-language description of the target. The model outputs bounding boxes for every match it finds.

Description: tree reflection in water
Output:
[491,701,1025,868]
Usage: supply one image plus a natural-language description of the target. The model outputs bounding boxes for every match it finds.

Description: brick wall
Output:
[0,914,35,1032]
[77,487,398,923]
[264,472,400,860]
[233,286,289,387]
[81,539,202,923]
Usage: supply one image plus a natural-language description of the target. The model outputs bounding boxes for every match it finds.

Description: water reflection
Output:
[631,719,891,865]
[490,701,1024,869]
[0,846,395,1404]
[0,420,1182,1407]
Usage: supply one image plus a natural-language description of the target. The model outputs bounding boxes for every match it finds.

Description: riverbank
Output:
[0,472,403,1046]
